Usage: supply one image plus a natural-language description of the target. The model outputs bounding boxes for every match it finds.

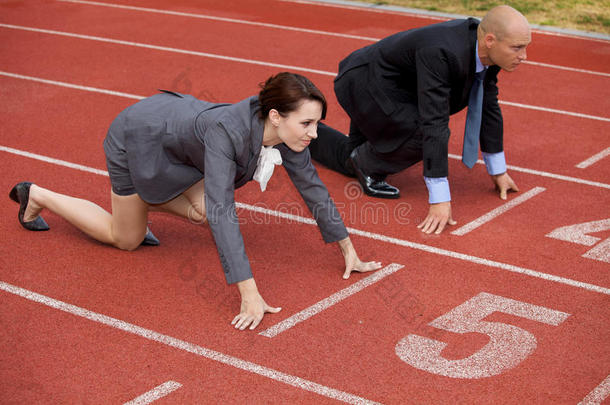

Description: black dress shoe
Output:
[348,150,400,199]
[9,182,50,231]
[140,228,160,246]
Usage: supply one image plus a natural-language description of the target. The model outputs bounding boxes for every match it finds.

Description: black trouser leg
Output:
[309,122,361,177]
[310,120,423,184]
[346,121,367,150]
[352,137,423,181]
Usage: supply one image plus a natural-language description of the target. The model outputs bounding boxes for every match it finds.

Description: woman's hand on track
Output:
[338,237,383,279]
[233,278,281,331]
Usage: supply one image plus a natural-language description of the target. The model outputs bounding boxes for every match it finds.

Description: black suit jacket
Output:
[334,18,503,178]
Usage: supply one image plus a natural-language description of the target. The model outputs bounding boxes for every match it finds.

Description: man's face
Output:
[487,28,531,72]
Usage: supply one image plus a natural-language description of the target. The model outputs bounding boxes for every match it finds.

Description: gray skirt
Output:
[103,113,137,196]
[102,91,216,203]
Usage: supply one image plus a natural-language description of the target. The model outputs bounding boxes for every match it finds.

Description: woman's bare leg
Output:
[150,179,206,224]
[108,191,150,250]
[25,184,149,250]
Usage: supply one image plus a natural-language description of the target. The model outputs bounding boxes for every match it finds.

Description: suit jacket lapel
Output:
[461,24,479,106]
[234,96,264,189]
[245,97,264,185]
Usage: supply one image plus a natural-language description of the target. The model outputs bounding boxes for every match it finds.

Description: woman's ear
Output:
[269,109,281,127]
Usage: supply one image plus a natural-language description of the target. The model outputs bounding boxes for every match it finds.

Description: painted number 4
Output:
[546,219,610,264]
[395,292,570,379]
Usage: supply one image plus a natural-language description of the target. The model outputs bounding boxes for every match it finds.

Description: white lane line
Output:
[503,164,610,189]
[0,145,109,176]
[344,226,610,296]
[0,145,610,295]
[578,375,610,405]
[451,187,546,236]
[2,24,609,122]
[260,263,404,338]
[0,281,381,405]
[3,71,607,191]
[0,24,335,77]
[447,154,610,190]
[234,204,610,295]
[124,381,182,405]
[1,145,609,296]
[58,0,610,77]
[0,71,144,100]
[57,0,378,41]
[283,0,452,19]
[522,61,610,78]
[498,100,610,123]
[576,147,610,169]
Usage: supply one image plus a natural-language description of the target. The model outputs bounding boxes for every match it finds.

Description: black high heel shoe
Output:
[140,228,160,246]
[9,182,50,231]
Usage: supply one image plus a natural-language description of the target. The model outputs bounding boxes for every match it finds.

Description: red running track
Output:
[1,0,609,403]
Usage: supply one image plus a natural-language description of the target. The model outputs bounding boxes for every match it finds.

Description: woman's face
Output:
[274,99,322,152]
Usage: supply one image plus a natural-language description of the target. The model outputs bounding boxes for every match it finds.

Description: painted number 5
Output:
[395,292,570,379]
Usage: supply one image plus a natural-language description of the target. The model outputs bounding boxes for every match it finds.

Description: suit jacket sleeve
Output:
[415,46,455,178]
[479,66,503,153]
[278,144,348,243]
[204,122,253,285]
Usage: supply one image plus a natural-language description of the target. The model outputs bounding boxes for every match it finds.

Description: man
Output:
[309,5,530,234]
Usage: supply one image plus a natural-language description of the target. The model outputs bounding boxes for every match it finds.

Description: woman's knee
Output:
[110,192,149,250]
[111,228,147,251]
[113,236,142,251]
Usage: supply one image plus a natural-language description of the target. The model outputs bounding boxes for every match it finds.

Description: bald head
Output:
[480,5,530,41]
[477,5,531,71]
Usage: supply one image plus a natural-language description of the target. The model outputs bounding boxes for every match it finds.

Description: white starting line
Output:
[447,153,610,190]
[0,281,380,405]
[123,381,183,405]
[578,375,610,405]
[576,147,610,169]
[260,263,405,337]
[451,187,546,236]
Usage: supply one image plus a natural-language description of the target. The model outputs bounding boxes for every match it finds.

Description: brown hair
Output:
[258,72,327,120]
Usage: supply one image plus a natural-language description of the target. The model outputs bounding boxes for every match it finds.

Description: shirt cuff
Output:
[482,151,507,175]
[424,177,451,204]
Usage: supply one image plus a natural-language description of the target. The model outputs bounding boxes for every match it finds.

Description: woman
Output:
[9,72,382,330]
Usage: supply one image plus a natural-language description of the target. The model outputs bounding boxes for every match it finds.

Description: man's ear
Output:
[484,32,496,48]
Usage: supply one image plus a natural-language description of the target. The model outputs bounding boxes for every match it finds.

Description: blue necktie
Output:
[462,69,487,168]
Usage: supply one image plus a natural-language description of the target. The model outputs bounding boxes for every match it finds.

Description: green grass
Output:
[352,0,610,35]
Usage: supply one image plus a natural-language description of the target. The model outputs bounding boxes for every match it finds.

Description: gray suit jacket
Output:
[117,91,347,284]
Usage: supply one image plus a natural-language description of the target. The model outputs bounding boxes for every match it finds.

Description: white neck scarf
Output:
[253,146,282,191]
